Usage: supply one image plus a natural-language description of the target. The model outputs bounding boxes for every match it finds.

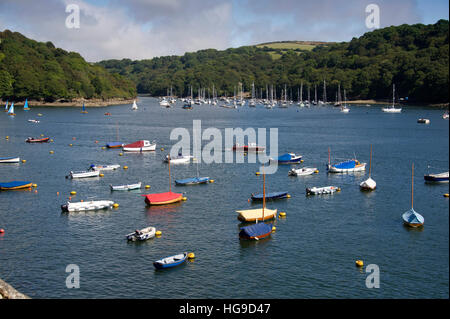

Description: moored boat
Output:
[153,252,187,269]
[123,140,156,152]
[90,164,120,171]
[236,208,277,222]
[175,177,210,186]
[424,171,449,183]
[0,157,20,163]
[67,170,100,179]
[239,222,273,240]
[61,200,114,212]
[417,118,430,124]
[0,181,33,190]
[163,154,191,164]
[288,167,317,176]
[106,142,124,149]
[360,145,377,190]
[232,143,265,152]
[142,192,183,205]
[306,186,340,196]
[27,119,40,123]
[26,137,50,143]
[126,227,156,241]
[270,153,302,164]
[110,182,142,191]
[250,191,289,202]
[402,164,424,227]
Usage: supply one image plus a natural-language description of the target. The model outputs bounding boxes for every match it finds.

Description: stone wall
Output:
[0,278,30,299]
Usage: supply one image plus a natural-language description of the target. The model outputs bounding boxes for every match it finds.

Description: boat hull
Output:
[153,253,187,269]
[251,191,288,201]
[0,181,33,190]
[424,173,449,183]
[0,157,20,163]
[61,200,114,212]
[142,192,183,205]
[110,182,142,191]
[26,137,50,143]
[239,223,273,240]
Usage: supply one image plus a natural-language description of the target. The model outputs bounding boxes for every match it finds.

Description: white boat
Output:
[126,226,156,241]
[110,182,142,191]
[417,118,430,124]
[159,98,170,107]
[132,100,138,110]
[382,84,402,113]
[28,119,40,123]
[443,112,449,119]
[61,200,114,212]
[90,164,120,171]
[340,89,350,112]
[288,167,317,176]
[306,186,340,196]
[164,154,191,164]
[360,145,376,190]
[67,170,100,179]
[0,157,20,163]
[123,140,156,152]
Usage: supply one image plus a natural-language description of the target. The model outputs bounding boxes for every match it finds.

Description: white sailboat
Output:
[340,89,350,113]
[360,145,376,190]
[132,99,138,110]
[7,102,15,116]
[382,84,402,113]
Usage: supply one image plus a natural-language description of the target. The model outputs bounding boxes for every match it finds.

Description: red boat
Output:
[26,137,50,143]
[141,192,183,205]
[232,143,265,152]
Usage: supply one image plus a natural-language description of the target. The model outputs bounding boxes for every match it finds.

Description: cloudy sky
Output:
[0,0,448,61]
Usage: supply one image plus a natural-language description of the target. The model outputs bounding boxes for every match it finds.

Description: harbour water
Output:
[0,97,448,298]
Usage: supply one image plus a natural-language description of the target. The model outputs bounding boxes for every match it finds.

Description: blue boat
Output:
[251,191,288,201]
[182,104,192,109]
[239,222,273,240]
[175,177,210,185]
[270,153,302,164]
[153,252,187,269]
[0,181,33,190]
[402,208,424,227]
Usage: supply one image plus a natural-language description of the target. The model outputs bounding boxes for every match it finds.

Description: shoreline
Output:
[0,98,136,107]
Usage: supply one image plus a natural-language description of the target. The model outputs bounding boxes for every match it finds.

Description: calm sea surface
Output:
[0,97,448,298]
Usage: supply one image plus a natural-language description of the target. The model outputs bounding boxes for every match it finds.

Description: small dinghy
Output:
[306,186,340,196]
[288,167,317,176]
[142,192,183,205]
[424,171,449,183]
[175,177,210,185]
[106,142,124,149]
[110,182,142,191]
[417,118,430,124]
[360,145,377,190]
[0,181,33,190]
[126,226,156,241]
[0,157,20,163]
[250,191,288,202]
[236,208,277,222]
[239,222,273,240]
[61,200,114,212]
[153,252,187,270]
[27,119,40,123]
[270,153,302,164]
[90,164,120,171]
[67,170,100,179]
[164,154,191,164]
[26,137,50,143]
[123,140,156,152]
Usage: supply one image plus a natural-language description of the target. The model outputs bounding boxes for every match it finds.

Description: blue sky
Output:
[0,0,448,61]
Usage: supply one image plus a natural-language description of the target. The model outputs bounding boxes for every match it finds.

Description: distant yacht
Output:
[382,84,402,113]
[132,99,138,110]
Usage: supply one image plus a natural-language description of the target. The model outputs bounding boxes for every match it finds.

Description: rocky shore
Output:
[0,278,29,299]
[1,97,136,107]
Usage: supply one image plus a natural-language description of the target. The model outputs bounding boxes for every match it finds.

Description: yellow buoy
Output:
[6,136,9,139]
[314,170,319,174]
[272,226,276,232]
[32,184,37,188]
[101,147,106,150]
[70,191,76,195]
[355,260,364,267]
[119,153,123,156]
[113,203,119,208]
[286,194,291,198]
[255,172,260,175]
[444,193,449,198]
[21,159,26,163]
[40,134,44,137]
[160,147,164,151]
[99,173,104,177]
[188,252,195,259]
[145,185,150,189]
[50,139,54,142]
[209,179,215,183]
[123,166,128,170]
[182,197,187,201]
[155,230,162,236]
[337,188,341,192]
[49,151,54,154]
[69,144,73,146]
[279,212,286,218]
[301,159,304,163]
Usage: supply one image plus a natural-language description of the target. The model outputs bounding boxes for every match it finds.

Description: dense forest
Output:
[98,20,449,104]
[0,30,136,102]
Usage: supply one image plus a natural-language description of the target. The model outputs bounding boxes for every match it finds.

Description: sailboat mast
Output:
[262,170,266,222]
[411,163,414,209]
[169,157,171,192]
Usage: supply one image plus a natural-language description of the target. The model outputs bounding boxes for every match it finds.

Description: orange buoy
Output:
[0,229,5,234]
